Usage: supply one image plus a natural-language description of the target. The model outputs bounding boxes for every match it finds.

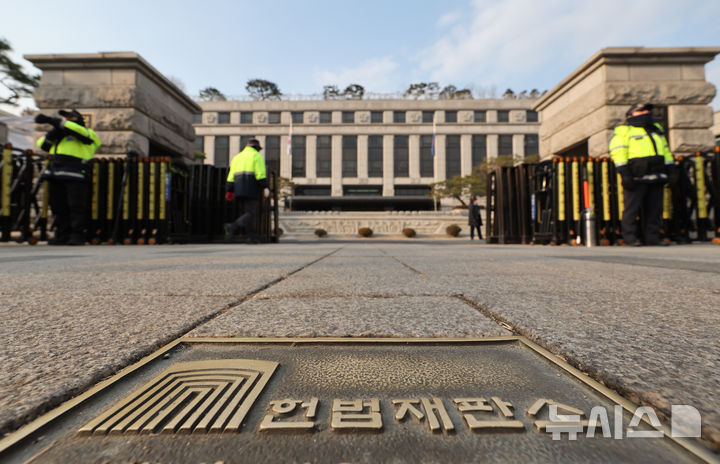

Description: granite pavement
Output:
[1,240,718,455]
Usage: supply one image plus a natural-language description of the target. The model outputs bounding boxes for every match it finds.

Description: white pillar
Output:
[306,135,317,180]
[205,136,215,165]
[514,134,525,160]
[461,134,472,175]
[331,135,342,196]
[383,135,394,196]
[358,135,369,179]
[409,134,420,179]
[487,134,499,160]
[229,136,240,160]
[435,134,447,181]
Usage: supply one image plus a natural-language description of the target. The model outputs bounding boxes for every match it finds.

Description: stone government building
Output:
[194,99,540,211]
[23,47,720,218]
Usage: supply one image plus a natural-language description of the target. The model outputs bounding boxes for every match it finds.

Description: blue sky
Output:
[2,0,720,112]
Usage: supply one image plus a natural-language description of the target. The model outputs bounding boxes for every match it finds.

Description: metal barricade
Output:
[1,146,279,245]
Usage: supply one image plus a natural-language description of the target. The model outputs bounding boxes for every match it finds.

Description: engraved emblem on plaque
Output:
[78,359,278,435]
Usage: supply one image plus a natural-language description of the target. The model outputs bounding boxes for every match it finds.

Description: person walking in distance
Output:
[468,196,483,241]
[224,138,269,243]
[609,103,674,246]
[35,109,101,245]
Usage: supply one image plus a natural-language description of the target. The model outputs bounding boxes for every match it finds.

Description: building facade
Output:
[194,98,539,210]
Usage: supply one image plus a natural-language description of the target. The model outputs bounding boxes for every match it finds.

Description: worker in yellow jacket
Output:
[224,138,269,243]
[609,103,674,246]
[35,109,101,245]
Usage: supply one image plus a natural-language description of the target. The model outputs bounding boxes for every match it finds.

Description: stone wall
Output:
[534,47,720,159]
[279,211,475,237]
[25,52,201,162]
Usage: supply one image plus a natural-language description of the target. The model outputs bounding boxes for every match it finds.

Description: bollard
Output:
[581,208,596,247]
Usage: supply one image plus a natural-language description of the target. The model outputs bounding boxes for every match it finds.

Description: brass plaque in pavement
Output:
[1,338,713,464]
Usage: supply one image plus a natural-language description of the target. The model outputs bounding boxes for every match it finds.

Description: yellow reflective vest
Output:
[609,123,673,181]
[36,120,101,161]
[226,146,268,197]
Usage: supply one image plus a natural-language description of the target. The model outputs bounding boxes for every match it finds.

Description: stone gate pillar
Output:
[534,47,720,159]
[25,52,201,162]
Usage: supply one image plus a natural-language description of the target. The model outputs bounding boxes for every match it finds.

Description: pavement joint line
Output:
[0,292,250,297]
[457,294,720,459]
[172,246,344,336]
[388,255,427,277]
[253,293,458,300]
[0,246,343,446]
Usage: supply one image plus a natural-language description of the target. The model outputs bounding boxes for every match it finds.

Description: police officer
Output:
[224,138,269,243]
[35,109,101,245]
[609,103,674,246]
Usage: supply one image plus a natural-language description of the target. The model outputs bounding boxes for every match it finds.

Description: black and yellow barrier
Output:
[0,144,46,244]
[487,150,720,246]
[0,145,280,245]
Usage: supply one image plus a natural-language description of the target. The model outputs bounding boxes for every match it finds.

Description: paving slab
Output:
[387,243,720,447]
[1,241,719,461]
[189,296,510,338]
[258,255,434,298]
[0,244,336,438]
[0,293,237,434]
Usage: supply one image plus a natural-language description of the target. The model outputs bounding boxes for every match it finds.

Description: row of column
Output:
[205,134,531,197]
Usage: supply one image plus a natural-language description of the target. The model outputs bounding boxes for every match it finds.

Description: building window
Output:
[316,135,332,177]
[471,135,487,168]
[319,111,332,124]
[268,111,281,124]
[420,135,434,178]
[371,111,383,123]
[393,111,406,123]
[193,135,204,154]
[497,110,509,123]
[368,135,383,178]
[291,135,306,177]
[445,135,461,178]
[192,113,202,124]
[342,111,355,123]
[524,134,539,157]
[218,112,230,124]
[291,112,303,124]
[265,135,280,176]
[422,111,434,123]
[240,112,252,124]
[526,110,538,122]
[498,134,513,156]
[474,110,486,123]
[342,136,357,178]
[214,135,229,167]
[394,135,409,177]
[445,111,457,123]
